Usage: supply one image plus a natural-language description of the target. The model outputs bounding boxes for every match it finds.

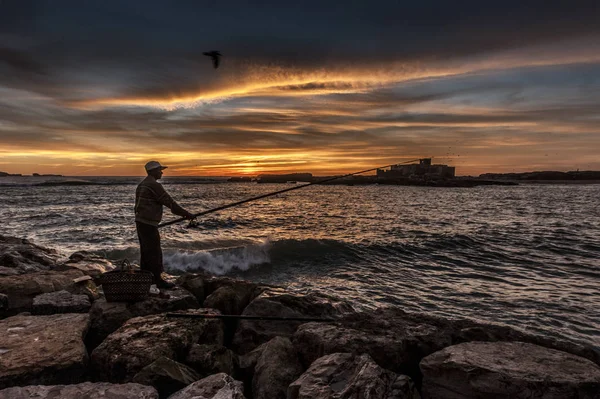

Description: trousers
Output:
[136,221,163,283]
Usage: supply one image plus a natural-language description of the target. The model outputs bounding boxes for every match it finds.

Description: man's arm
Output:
[154,183,194,219]
[169,200,194,219]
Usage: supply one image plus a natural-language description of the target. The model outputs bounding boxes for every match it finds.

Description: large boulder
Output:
[0,235,60,276]
[167,373,246,399]
[133,356,200,398]
[176,273,207,302]
[288,353,420,399]
[252,336,303,399]
[232,289,354,354]
[0,313,90,389]
[32,290,91,315]
[185,344,237,378]
[293,307,600,382]
[383,308,600,367]
[86,287,200,350]
[0,269,89,315]
[420,341,600,399]
[292,314,449,378]
[90,309,224,383]
[0,382,158,398]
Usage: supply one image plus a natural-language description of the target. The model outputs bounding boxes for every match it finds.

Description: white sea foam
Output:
[163,238,272,275]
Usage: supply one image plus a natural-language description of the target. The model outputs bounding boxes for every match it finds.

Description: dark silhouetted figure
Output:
[203,51,222,68]
[135,161,194,289]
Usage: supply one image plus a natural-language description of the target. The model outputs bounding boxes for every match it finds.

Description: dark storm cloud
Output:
[0,47,45,74]
[0,0,598,102]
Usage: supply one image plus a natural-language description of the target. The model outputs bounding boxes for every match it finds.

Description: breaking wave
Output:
[164,239,272,275]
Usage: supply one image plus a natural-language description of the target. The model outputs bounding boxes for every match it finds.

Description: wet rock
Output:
[0,269,86,315]
[453,324,600,367]
[288,353,420,399]
[253,336,303,399]
[359,308,600,367]
[0,382,159,399]
[185,344,237,378]
[56,251,115,278]
[167,372,246,399]
[133,356,200,398]
[90,309,224,383]
[0,313,90,389]
[0,235,60,276]
[32,290,91,315]
[86,288,200,350]
[420,341,600,399]
[232,289,354,354]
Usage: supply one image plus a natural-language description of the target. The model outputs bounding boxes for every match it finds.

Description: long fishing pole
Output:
[158,159,420,228]
[166,313,335,322]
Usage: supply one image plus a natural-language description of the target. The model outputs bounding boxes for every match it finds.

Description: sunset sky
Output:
[0,1,599,176]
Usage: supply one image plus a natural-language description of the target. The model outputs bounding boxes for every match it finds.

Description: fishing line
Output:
[158,159,420,228]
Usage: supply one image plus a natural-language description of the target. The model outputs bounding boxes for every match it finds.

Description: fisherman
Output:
[135,161,194,289]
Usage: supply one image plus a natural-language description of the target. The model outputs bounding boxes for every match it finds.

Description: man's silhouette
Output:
[135,161,193,289]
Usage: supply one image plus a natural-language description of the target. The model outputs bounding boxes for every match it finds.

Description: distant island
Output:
[225,159,600,187]
[0,172,63,177]
[32,173,63,177]
[478,170,600,182]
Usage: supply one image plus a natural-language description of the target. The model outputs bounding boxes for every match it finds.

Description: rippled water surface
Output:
[1,177,599,349]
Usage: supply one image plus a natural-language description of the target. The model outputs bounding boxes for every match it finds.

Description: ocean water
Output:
[1,176,599,350]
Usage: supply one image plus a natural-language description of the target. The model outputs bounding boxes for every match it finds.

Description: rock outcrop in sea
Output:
[1,234,599,398]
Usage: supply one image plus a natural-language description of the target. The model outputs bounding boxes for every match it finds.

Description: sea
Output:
[0,175,598,351]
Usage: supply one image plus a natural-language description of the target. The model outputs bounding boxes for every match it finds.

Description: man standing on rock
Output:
[135,161,194,289]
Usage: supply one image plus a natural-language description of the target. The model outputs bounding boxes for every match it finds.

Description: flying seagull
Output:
[203,51,222,69]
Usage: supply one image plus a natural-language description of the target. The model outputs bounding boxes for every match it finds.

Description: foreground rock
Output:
[237,341,268,393]
[0,235,60,276]
[0,313,90,389]
[293,310,450,378]
[56,251,116,278]
[0,269,90,315]
[252,336,303,399]
[185,344,237,378]
[420,341,600,399]
[288,353,420,399]
[203,277,265,315]
[32,290,91,315]
[293,307,600,383]
[232,289,354,354]
[86,287,200,350]
[133,356,200,398]
[0,382,158,399]
[91,309,223,383]
[168,373,246,399]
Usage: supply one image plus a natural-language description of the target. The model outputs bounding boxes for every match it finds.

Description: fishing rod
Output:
[166,313,336,322]
[158,159,420,228]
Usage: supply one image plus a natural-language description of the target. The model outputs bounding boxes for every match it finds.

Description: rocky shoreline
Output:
[1,235,599,398]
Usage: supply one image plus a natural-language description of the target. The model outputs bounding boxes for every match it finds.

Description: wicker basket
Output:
[99,260,153,302]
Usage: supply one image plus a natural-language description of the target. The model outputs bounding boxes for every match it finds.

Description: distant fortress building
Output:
[377,158,455,179]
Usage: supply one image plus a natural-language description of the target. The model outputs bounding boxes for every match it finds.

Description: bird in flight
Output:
[203,51,222,69]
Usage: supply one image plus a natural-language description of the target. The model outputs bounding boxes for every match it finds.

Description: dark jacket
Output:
[135,176,187,226]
